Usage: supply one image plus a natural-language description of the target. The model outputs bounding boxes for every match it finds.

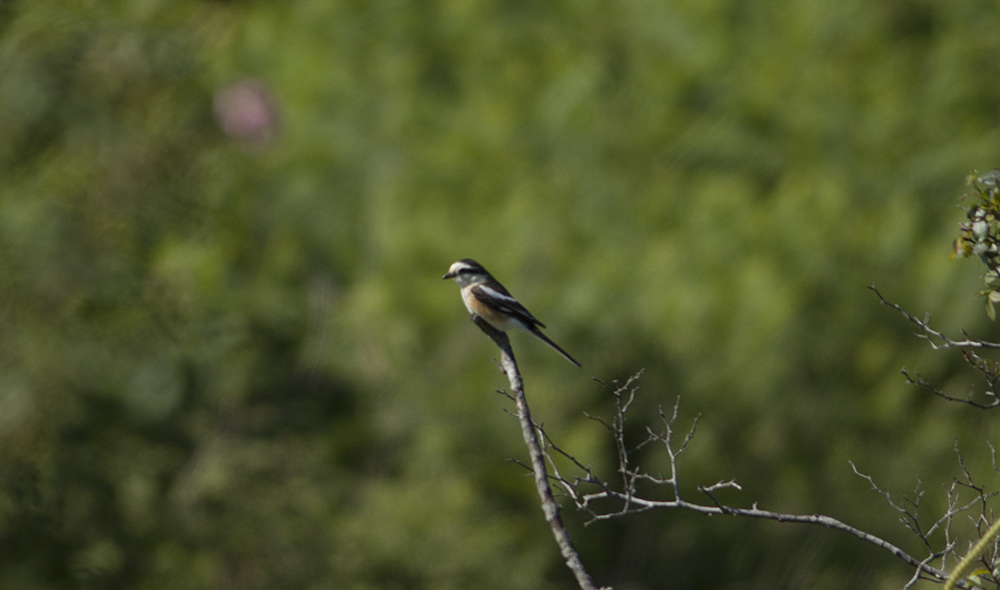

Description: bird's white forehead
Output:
[448,260,476,273]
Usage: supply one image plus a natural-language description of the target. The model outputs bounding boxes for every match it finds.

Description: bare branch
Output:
[543,371,986,587]
[472,316,605,590]
[900,367,1000,409]
[869,284,1000,351]
[870,285,1000,409]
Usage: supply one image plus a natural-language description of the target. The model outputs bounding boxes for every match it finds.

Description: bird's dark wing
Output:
[470,283,545,328]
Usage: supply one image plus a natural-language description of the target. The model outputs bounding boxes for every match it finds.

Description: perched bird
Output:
[443,259,581,367]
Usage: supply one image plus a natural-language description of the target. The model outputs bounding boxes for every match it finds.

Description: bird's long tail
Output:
[528,327,581,367]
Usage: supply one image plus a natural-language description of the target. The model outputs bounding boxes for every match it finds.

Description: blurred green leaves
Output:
[1,0,1000,589]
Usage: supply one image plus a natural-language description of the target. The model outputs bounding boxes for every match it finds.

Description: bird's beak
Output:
[443,271,456,280]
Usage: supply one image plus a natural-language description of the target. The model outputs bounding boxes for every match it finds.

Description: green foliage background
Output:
[2,1,1000,588]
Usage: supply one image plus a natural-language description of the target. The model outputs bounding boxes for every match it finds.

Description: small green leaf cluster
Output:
[956,170,1000,319]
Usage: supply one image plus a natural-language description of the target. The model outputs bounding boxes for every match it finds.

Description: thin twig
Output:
[472,316,605,590]
[545,371,966,586]
[870,285,1000,409]
[869,284,1000,350]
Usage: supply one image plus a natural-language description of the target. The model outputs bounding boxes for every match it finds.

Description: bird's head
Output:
[443,259,489,286]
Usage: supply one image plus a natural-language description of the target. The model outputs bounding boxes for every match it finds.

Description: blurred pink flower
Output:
[212,79,279,144]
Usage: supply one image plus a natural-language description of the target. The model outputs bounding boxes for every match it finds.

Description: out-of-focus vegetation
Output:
[2,1,1000,588]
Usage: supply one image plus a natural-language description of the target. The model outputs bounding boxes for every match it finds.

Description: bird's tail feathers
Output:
[528,327,581,367]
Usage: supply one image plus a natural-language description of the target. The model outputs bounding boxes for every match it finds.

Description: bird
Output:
[443,259,581,367]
